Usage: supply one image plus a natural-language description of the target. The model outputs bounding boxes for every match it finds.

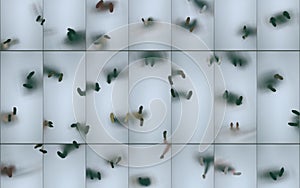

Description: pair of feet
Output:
[57,141,79,158]
[270,11,291,27]
[269,167,285,181]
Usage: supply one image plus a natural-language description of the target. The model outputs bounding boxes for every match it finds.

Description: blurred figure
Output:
[168,70,186,85]
[223,90,243,106]
[32,2,45,25]
[230,122,239,130]
[2,107,17,123]
[109,156,122,168]
[71,122,90,135]
[23,71,38,89]
[269,11,291,27]
[36,15,45,25]
[141,51,166,67]
[43,120,54,128]
[65,28,85,46]
[57,141,80,159]
[1,165,16,178]
[142,17,154,27]
[160,130,171,159]
[240,25,256,39]
[208,53,221,66]
[188,0,210,13]
[107,68,119,84]
[180,17,197,32]
[288,109,299,127]
[1,38,19,50]
[269,167,285,181]
[86,168,101,180]
[215,161,241,176]
[34,144,47,154]
[227,52,249,67]
[96,0,114,13]
[259,72,283,93]
[77,82,100,96]
[138,177,151,186]
[44,66,64,82]
[93,34,111,49]
[199,155,214,179]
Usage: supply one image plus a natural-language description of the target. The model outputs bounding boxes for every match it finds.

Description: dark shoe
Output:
[34,144,43,149]
[236,96,243,105]
[13,107,17,115]
[39,149,47,154]
[95,83,101,92]
[23,83,33,89]
[97,172,101,180]
[72,141,79,149]
[292,110,300,116]
[279,167,284,177]
[270,17,277,27]
[27,71,35,79]
[8,114,12,122]
[269,172,277,180]
[288,122,298,126]
[57,151,66,158]
[283,11,290,19]
[58,73,63,82]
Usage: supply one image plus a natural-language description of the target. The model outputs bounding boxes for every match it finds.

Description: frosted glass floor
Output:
[1,0,300,188]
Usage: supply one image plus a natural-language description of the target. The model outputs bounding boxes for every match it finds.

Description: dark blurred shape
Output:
[77,82,101,96]
[107,68,119,84]
[138,177,151,186]
[71,122,90,135]
[215,162,241,176]
[57,141,80,159]
[2,106,18,123]
[208,53,221,66]
[198,155,214,179]
[180,17,197,32]
[288,109,299,127]
[92,34,111,49]
[36,15,45,25]
[86,168,101,180]
[141,51,166,67]
[1,165,16,178]
[44,66,64,82]
[223,90,243,106]
[227,52,249,67]
[96,0,114,13]
[240,25,256,39]
[230,122,240,130]
[142,17,154,27]
[108,156,122,168]
[269,11,291,27]
[259,72,283,92]
[34,143,47,154]
[262,167,285,181]
[1,38,19,50]
[64,28,85,46]
[23,71,38,90]
[189,0,210,13]
[43,120,54,128]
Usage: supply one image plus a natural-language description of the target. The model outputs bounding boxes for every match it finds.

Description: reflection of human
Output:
[199,156,214,179]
